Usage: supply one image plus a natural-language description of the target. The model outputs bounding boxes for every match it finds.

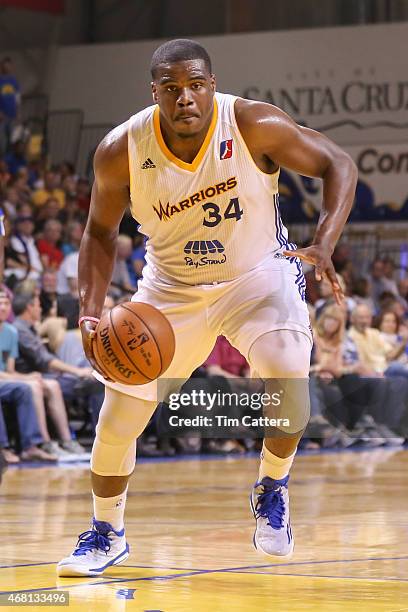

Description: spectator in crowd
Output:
[382,257,399,295]
[349,304,408,375]
[37,219,64,270]
[39,270,58,318]
[12,169,31,203]
[61,220,83,256]
[61,194,84,225]
[5,141,27,176]
[35,197,61,232]
[110,234,137,299]
[2,185,19,220]
[129,232,146,284]
[10,212,43,281]
[369,258,399,310]
[397,278,408,311]
[313,304,405,445]
[203,335,254,453]
[61,175,77,199]
[376,310,408,376]
[0,57,20,154]
[76,177,91,213]
[58,161,76,182]
[12,293,102,452]
[57,251,79,297]
[352,277,376,312]
[378,292,407,325]
[0,291,56,462]
[32,170,65,208]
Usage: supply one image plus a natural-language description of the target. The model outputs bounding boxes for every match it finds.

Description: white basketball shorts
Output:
[94,253,312,401]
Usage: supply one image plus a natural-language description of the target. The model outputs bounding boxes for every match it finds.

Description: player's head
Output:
[150,39,216,138]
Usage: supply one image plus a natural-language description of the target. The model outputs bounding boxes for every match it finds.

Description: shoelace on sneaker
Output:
[73,528,111,556]
[254,475,289,530]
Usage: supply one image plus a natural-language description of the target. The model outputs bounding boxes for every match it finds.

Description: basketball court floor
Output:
[1,449,407,611]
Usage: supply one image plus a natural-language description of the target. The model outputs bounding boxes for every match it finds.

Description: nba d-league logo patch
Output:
[220,139,233,160]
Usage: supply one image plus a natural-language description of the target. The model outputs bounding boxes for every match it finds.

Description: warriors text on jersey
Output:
[128,92,294,285]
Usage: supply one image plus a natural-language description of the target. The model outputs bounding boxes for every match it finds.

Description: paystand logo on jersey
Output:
[184,240,227,268]
[220,139,233,160]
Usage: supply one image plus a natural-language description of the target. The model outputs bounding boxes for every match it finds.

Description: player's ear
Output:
[210,74,216,92]
[151,82,159,103]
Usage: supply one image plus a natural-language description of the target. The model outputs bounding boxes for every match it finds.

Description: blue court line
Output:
[215,555,408,572]
[2,554,407,573]
[231,571,408,583]
[0,570,214,595]
[0,562,56,570]
[3,561,408,597]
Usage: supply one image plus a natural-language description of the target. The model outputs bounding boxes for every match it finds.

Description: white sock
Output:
[93,486,128,532]
[259,444,297,481]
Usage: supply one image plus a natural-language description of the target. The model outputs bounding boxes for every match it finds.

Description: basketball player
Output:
[57,39,357,576]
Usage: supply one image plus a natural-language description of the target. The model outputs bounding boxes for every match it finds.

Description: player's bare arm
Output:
[78,122,130,375]
[235,98,358,303]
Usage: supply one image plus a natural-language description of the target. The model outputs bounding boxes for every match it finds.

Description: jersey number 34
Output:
[202,197,243,228]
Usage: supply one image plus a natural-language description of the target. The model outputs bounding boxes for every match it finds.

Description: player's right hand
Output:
[79,319,114,382]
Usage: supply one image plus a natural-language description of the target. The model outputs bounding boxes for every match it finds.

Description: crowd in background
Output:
[1,57,408,464]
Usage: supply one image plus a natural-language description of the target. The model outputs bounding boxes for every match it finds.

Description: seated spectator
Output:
[349,304,408,375]
[61,175,77,199]
[203,335,254,453]
[352,277,376,313]
[58,161,76,182]
[398,278,408,311]
[32,170,65,209]
[129,232,146,283]
[2,185,19,220]
[378,293,407,325]
[35,197,61,232]
[0,291,56,462]
[10,212,43,281]
[313,304,405,444]
[0,56,20,151]
[382,257,399,295]
[76,177,90,213]
[5,141,27,176]
[60,194,85,225]
[111,234,137,299]
[377,310,408,376]
[315,275,354,321]
[12,293,91,455]
[57,251,78,297]
[370,258,398,311]
[61,220,83,256]
[13,168,32,203]
[36,219,64,270]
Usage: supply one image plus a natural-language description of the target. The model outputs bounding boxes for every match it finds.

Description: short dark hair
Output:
[12,293,35,316]
[150,39,212,79]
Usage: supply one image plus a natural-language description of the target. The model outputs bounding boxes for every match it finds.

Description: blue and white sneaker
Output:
[57,518,129,577]
[250,475,294,559]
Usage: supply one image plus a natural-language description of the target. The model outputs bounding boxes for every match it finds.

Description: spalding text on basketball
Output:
[99,326,138,379]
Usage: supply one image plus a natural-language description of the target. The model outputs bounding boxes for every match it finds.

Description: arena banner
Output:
[0,0,64,13]
[50,22,408,222]
[279,143,408,224]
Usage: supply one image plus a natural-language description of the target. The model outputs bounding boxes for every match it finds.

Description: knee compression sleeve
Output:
[91,388,157,477]
[249,330,312,435]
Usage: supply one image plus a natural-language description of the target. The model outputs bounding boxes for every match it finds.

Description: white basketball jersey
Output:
[127,92,292,285]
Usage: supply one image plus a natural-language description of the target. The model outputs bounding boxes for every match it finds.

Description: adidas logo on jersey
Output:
[184,240,225,255]
[141,158,156,169]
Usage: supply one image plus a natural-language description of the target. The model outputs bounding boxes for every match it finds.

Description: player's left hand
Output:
[283,244,344,305]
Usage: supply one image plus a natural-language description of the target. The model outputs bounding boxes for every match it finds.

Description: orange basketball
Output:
[94,301,175,385]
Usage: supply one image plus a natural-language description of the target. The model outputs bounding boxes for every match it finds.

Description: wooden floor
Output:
[1,449,408,611]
